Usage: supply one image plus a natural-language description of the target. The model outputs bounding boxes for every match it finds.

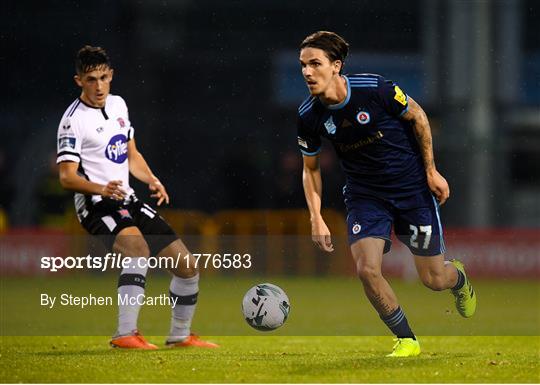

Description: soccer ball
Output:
[242,283,290,331]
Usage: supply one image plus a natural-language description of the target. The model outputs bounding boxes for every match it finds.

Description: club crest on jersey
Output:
[105,134,128,164]
[356,111,370,125]
[117,117,126,128]
[324,116,337,134]
[352,223,362,235]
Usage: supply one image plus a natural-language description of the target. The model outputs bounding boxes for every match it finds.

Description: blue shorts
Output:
[344,189,446,256]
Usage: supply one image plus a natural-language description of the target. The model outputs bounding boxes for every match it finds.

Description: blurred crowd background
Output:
[2,0,539,229]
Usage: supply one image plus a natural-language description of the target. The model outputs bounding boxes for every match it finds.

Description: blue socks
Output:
[381,306,416,340]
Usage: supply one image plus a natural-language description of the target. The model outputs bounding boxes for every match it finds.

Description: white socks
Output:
[168,274,199,341]
[115,259,199,341]
[116,258,148,336]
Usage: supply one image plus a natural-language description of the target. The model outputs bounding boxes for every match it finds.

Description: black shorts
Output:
[80,197,178,256]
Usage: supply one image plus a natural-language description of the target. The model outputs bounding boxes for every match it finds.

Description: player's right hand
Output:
[311,218,334,252]
[427,169,450,205]
[101,180,127,201]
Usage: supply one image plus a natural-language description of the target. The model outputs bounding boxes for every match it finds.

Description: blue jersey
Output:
[297,74,427,199]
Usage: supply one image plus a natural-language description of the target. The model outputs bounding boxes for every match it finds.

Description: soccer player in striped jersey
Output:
[57,46,218,350]
[297,31,476,357]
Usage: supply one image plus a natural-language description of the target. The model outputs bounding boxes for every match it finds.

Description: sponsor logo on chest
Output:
[105,134,128,163]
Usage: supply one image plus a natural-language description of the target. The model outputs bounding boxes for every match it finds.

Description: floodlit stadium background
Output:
[1,0,539,336]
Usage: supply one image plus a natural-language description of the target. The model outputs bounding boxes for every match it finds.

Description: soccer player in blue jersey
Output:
[297,31,476,357]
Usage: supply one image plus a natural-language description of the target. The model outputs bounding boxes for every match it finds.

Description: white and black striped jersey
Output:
[56,94,135,220]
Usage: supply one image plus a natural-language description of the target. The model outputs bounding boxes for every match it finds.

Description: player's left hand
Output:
[149,180,170,206]
[427,169,450,205]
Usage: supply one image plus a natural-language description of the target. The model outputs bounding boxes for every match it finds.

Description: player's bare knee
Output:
[113,235,150,258]
[171,265,198,278]
[420,274,446,291]
[356,264,382,283]
[167,253,198,277]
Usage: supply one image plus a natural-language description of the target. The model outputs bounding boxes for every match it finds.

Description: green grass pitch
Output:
[2,335,539,383]
[1,275,539,382]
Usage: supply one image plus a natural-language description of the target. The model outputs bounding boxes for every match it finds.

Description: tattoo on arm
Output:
[404,99,435,171]
[416,120,435,171]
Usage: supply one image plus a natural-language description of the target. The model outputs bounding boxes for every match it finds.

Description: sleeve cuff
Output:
[300,148,321,156]
[57,152,80,164]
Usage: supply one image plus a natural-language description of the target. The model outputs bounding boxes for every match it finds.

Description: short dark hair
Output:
[75,45,111,74]
[300,31,349,72]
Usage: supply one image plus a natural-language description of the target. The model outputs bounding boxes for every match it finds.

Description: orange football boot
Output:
[110,330,158,350]
[166,333,219,348]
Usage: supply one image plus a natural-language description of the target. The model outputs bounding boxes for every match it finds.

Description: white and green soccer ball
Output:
[242,283,291,331]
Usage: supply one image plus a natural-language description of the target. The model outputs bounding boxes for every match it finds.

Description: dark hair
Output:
[75,45,111,74]
[300,31,349,73]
